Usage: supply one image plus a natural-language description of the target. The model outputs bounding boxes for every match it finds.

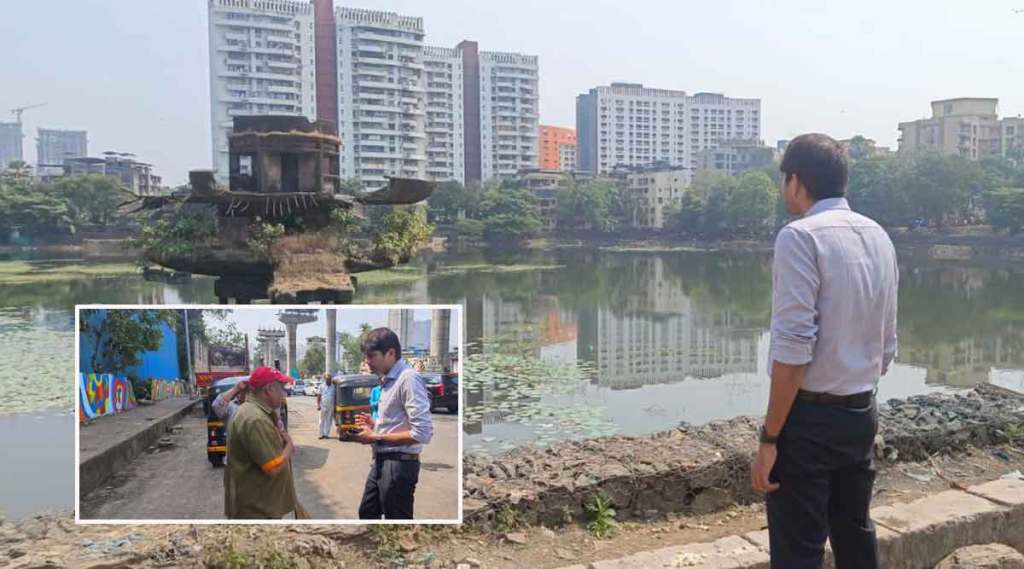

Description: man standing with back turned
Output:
[751,133,898,569]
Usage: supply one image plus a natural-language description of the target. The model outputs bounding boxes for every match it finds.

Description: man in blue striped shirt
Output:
[350,327,433,520]
[751,133,898,569]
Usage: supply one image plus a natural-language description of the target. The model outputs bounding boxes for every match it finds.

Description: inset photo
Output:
[75,305,462,524]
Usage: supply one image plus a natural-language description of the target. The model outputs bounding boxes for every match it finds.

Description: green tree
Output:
[371,208,435,264]
[556,179,624,232]
[299,343,326,377]
[847,157,910,226]
[427,181,478,224]
[846,135,874,161]
[985,187,1024,235]
[79,309,179,374]
[51,174,128,226]
[0,183,74,240]
[478,184,542,243]
[900,152,980,227]
[206,321,246,349]
[726,171,779,236]
[664,191,705,235]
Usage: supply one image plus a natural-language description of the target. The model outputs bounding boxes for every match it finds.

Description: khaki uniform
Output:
[224,398,297,519]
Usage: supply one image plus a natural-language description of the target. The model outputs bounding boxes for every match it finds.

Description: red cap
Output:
[248,367,293,388]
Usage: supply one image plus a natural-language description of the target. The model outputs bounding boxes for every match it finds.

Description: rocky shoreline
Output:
[463,384,1024,530]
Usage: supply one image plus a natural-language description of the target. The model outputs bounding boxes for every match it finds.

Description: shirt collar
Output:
[382,358,409,384]
[249,396,274,417]
[805,197,850,217]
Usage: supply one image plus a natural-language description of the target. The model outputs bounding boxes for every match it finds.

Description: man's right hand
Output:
[355,413,372,429]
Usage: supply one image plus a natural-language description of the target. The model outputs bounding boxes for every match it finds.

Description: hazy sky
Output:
[3,1,1022,185]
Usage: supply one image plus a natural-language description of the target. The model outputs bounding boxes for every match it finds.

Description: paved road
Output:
[79,395,459,521]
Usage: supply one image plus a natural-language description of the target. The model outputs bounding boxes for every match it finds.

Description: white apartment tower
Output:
[478,51,539,180]
[576,83,761,176]
[336,7,427,190]
[422,46,466,183]
[207,0,317,181]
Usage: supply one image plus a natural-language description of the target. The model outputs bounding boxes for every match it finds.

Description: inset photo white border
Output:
[74,304,464,525]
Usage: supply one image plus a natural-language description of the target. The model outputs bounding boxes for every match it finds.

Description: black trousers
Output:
[767,397,880,569]
[358,454,420,520]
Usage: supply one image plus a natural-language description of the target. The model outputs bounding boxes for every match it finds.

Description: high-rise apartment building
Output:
[36,129,87,175]
[208,2,538,187]
[422,45,465,183]
[478,51,539,181]
[336,7,427,189]
[0,122,23,168]
[207,0,317,181]
[539,125,575,171]
[575,83,761,176]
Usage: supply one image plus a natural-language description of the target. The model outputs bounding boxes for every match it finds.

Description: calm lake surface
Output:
[1,248,1022,516]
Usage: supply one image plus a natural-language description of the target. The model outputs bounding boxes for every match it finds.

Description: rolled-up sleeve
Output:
[402,372,433,445]
[882,250,899,375]
[769,226,820,365]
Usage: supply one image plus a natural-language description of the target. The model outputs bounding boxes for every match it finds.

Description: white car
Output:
[305,382,320,397]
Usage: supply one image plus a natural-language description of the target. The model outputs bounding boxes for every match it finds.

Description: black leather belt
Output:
[375,452,420,462]
[797,389,874,408]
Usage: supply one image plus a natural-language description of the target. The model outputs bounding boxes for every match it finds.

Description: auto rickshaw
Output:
[333,374,378,441]
[206,375,289,467]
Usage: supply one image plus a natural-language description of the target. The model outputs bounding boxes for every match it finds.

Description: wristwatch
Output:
[758,425,779,445]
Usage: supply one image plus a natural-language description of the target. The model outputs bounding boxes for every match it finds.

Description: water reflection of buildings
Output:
[582,304,760,389]
[904,332,1024,387]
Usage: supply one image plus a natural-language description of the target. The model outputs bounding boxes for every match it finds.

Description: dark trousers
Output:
[358,454,420,520]
[767,397,880,569]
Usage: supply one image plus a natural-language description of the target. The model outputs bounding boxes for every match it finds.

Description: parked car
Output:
[292,379,306,396]
[305,382,320,397]
[422,373,459,413]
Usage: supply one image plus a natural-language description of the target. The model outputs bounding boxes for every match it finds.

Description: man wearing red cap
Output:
[224,366,300,519]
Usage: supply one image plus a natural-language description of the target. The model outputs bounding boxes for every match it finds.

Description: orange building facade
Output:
[539,125,577,171]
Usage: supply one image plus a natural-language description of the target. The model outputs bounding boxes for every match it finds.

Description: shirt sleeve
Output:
[882,247,899,375]
[769,226,820,366]
[244,418,286,475]
[402,372,433,445]
[212,393,231,420]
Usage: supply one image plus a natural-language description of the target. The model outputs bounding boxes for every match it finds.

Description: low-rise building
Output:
[517,168,569,231]
[619,165,691,230]
[60,152,163,196]
[898,98,1022,161]
[695,138,773,176]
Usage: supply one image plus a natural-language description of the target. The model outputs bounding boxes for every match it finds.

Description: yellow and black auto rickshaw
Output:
[333,374,378,441]
[206,375,288,467]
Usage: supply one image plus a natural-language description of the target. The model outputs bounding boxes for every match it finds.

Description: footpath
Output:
[78,396,200,498]
[554,474,1024,569]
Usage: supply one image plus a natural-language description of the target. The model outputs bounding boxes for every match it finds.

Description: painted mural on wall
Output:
[149,379,184,401]
[78,373,138,422]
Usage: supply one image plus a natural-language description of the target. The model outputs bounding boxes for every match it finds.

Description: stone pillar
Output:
[326,309,337,376]
[285,322,298,378]
[386,309,414,347]
[429,309,451,372]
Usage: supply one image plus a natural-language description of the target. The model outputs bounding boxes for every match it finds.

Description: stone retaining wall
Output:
[464,384,1024,530]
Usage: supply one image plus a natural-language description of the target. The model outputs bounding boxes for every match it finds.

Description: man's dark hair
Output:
[780,133,849,201]
[362,327,402,360]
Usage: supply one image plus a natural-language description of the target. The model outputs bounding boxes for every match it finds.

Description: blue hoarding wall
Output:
[78,309,182,380]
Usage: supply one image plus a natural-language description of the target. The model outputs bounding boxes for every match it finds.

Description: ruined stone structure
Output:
[256,328,285,369]
[140,114,435,304]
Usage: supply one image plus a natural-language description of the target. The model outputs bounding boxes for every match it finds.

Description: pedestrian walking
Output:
[224,366,306,519]
[349,328,433,520]
[317,372,336,439]
[751,133,898,568]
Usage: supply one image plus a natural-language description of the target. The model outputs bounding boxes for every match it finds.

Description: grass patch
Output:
[495,505,522,533]
[369,524,404,562]
[353,266,424,286]
[0,260,140,285]
[585,494,618,539]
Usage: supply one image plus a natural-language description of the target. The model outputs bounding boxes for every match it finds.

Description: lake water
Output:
[1,249,1022,516]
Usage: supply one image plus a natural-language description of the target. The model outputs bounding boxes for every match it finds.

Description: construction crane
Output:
[10,103,47,124]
